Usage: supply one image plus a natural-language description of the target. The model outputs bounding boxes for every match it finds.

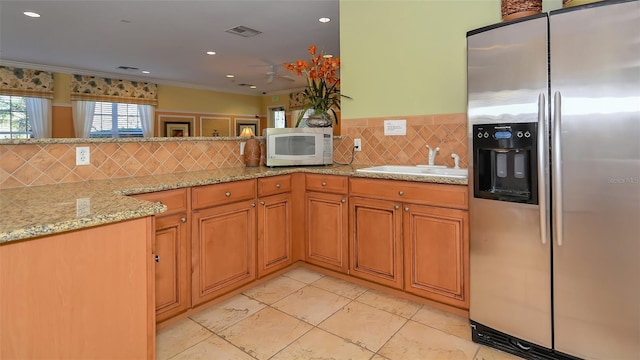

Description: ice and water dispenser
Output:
[472,123,538,204]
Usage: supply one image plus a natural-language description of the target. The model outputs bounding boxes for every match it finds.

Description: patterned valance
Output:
[288,90,306,110]
[71,75,157,105]
[0,66,54,99]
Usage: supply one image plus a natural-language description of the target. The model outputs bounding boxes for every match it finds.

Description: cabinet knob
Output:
[341,199,346,203]
[156,201,163,205]
[180,217,187,223]
[398,191,404,196]
[225,191,231,197]
[275,183,281,188]
[154,255,160,263]
[260,201,266,205]
[394,205,400,210]
[251,203,257,207]
[321,181,327,186]
[404,207,410,212]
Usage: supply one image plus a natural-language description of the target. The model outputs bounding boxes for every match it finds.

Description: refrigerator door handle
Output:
[537,93,548,245]
[552,91,563,247]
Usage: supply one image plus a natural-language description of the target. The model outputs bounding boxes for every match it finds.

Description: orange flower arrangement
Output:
[284,45,350,126]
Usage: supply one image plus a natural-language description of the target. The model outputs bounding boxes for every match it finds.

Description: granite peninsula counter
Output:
[0,164,467,244]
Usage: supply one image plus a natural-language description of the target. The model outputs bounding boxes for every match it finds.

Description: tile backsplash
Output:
[0,140,244,188]
[0,113,468,189]
[334,113,468,168]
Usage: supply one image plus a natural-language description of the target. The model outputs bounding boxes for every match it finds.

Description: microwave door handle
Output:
[537,93,548,245]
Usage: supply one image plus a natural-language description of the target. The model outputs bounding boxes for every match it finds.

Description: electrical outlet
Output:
[354,138,362,152]
[76,146,90,166]
[76,198,91,217]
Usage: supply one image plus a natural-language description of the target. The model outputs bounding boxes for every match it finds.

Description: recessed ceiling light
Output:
[250,85,257,89]
[142,70,150,74]
[319,17,330,23]
[206,51,216,55]
[323,54,333,58]
[24,11,40,18]
[226,74,235,78]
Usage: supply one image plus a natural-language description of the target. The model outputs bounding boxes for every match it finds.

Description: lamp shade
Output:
[240,127,255,137]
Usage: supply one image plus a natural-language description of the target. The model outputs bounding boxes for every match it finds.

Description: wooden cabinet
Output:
[349,196,404,288]
[191,180,257,306]
[133,188,191,322]
[403,204,469,309]
[257,175,293,278]
[305,174,349,273]
[0,218,155,359]
[349,178,469,308]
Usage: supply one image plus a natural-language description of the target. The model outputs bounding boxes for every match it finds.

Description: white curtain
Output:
[25,97,52,138]
[137,104,155,137]
[71,100,95,138]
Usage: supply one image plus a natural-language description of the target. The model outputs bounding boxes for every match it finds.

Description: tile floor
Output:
[157,267,521,360]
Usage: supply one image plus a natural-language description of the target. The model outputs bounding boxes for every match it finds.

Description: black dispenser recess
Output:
[473,123,538,204]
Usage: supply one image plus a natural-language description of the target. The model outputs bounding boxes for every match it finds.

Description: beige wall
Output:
[157,85,262,115]
[339,0,562,120]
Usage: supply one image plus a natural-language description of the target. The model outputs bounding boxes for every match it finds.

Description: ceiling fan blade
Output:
[278,75,296,82]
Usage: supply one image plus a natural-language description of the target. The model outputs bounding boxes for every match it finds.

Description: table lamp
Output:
[240,127,260,167]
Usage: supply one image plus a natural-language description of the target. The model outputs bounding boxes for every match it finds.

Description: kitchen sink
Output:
[356,165,468,179]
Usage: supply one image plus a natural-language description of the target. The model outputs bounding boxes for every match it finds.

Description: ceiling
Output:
[0,0,340,96]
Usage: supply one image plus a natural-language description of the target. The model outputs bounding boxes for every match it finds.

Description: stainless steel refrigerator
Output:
[466,1,639,359]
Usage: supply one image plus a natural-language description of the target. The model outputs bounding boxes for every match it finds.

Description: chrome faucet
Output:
[451,153,461,169]
[426,145,440,166]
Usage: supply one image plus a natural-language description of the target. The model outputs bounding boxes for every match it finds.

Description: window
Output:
[0,95,33,139]
[269,106,286,128]
[91,102,143,138]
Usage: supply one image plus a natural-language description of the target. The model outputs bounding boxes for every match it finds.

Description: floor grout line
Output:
[159,270,484,360]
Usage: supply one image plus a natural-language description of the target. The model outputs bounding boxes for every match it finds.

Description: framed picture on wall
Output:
[236,122,257,137]
[165,122,191,137]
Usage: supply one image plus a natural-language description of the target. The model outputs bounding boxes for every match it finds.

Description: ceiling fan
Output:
[265,65,295,83]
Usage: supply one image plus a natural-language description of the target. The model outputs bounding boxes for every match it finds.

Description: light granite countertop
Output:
[0,164,467,244]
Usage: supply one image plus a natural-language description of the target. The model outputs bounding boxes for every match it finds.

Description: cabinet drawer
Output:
[305,174,348,194]
[132,188,188,215]
[192,180,256,210]
[258,175,292,197]
[349,178,468,210]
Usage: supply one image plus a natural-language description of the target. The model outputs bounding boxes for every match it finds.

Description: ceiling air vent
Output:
[237,83,253,87]
[225,25,262,38]
[117,66,139,71]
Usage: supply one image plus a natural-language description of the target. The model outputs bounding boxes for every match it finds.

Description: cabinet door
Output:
[154,213,190,322]
[349,197,403,289]
[305,191,348,273]
[257,192,292,277]
[403,204,469,309]
[192,200,256,306]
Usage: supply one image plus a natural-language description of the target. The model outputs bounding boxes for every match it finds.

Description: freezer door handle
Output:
[552,91,564,247]
[537,93,548,245]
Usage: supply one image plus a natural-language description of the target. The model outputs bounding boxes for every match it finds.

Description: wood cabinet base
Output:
[0,218,155,359]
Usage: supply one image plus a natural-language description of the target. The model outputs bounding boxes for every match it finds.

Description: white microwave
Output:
[264,127,333,167]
